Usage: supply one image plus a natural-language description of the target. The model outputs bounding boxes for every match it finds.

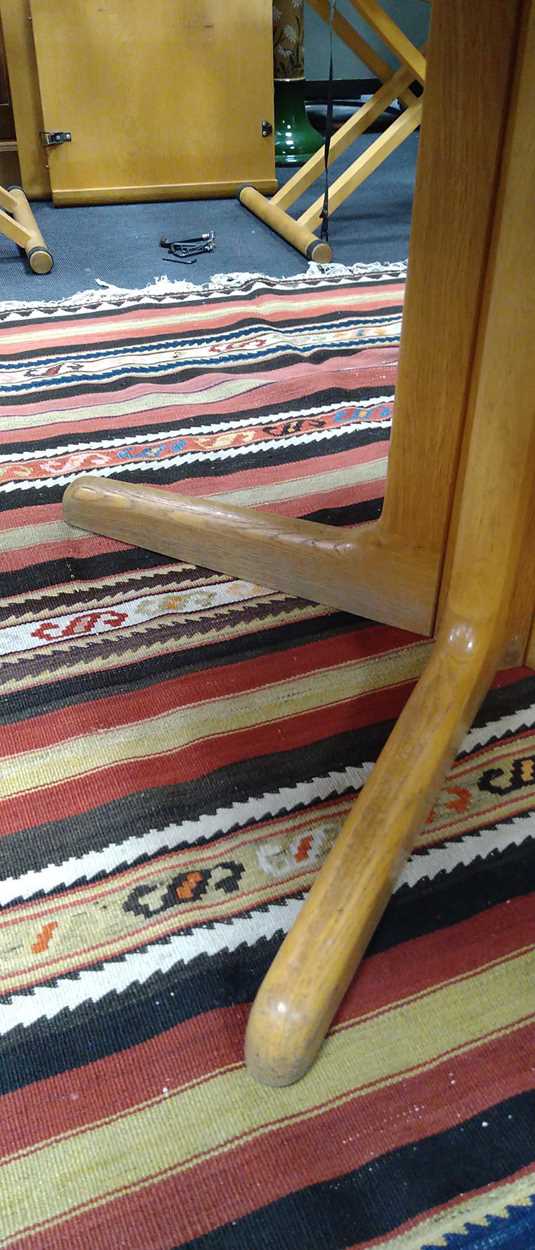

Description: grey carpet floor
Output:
[0,133,418,302]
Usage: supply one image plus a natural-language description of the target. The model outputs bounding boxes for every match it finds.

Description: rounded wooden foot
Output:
[28,245,54,274]
[244,610,509,1086]
[7,186,54,274]
[245,987,324,1087]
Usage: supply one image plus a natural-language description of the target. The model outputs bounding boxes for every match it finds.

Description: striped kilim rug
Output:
[0,264,534,1250]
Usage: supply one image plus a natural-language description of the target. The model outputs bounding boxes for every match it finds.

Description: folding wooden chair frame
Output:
[0,183,52,272]
[240,0,426,262]
[63,0,535,1087]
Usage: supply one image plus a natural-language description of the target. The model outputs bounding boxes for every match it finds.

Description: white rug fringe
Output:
[0,259,407,319]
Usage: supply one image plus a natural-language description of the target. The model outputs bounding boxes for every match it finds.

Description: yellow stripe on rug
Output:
[1,947,532,1245]
[0,641,428,798]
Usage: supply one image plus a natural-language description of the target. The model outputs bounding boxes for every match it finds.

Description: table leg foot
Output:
[63,475,437,634]
[245,614,499,1086]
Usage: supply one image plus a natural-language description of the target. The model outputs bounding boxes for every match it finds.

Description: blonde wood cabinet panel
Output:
[29,0,277,204]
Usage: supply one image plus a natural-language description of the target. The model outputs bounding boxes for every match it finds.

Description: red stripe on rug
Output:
[0,284,405,355]
[3,533,130,572]
[0,353,397,445]
[6,626,417,753]
[7,1022,533,1250]
[0,894,531,1159]
[0,502,64,532]
[0,679,418,835]
[5,661,530,836]
[0,441,388,533]
[257,475,385,517]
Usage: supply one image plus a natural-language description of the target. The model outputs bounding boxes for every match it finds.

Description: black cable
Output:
[319,0,336,243]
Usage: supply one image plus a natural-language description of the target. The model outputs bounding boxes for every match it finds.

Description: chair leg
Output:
[272,60,418,214]
[305,0,419,108]
[240,48,423,256]
[350,0,427,84]
[0,185,53,273]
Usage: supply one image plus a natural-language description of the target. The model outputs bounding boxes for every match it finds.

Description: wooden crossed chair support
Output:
[63,0,535,1086]
[240,0,426,262]
[0,184,53,273]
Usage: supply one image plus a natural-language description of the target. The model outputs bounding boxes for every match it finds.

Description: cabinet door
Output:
[29,0,276,204]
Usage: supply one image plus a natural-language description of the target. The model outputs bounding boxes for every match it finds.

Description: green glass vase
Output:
[274,78,323,166]
[273,0,322,166]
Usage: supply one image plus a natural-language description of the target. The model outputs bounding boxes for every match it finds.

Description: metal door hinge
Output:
[261,120,273,137]
[40,130,72,148]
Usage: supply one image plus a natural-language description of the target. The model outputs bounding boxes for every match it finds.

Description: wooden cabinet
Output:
[0,0,276,203]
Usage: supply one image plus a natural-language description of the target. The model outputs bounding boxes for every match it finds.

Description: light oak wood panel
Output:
[29,0,277,205]
[55,179,279,208]
[0,0,50,197]
[379,0,523,573]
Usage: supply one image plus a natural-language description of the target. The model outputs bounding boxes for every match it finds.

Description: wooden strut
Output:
[0,184,53,273]
[63,0,535,1088]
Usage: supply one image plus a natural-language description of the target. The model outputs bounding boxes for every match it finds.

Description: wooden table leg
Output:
[63,480,436,635]
[64,0,524,649]
[379,0,523,570]
[245,0,535,1084]
[62,0,534,1087]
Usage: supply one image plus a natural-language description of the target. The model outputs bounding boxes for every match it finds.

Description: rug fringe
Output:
[0,260,407,319]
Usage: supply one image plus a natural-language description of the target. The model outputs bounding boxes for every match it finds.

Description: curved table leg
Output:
[62,0,535,1089]
[247,0,535,1083]
[245,612,503,1085]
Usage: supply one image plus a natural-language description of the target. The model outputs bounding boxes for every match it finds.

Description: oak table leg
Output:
[64,0,523,644]
[245,0,535,1084]
[63,481,436,636]
[62,0,535,1086]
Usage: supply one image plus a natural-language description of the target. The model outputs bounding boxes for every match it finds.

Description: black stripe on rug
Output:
[4,308,403,365]
[175,1092,535,1250]
[1,673,532,880]
[0,390,393,454]
[0,610,375,725]
[1,840,533,1094]
[0,422,388,512]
